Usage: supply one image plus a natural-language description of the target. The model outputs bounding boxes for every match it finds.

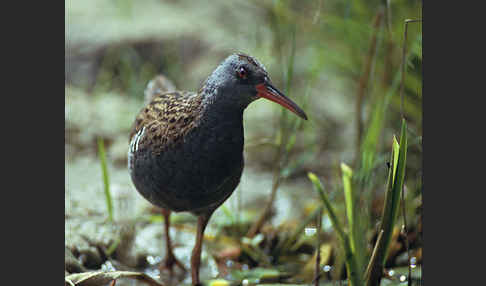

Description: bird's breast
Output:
[129,115,245,213]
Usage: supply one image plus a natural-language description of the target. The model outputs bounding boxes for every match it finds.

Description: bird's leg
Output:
[160,208,186,274]
[191,210,214,286]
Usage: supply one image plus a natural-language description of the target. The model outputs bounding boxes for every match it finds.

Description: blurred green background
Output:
[65,0,422,285]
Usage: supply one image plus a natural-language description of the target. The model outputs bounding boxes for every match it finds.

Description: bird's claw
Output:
[159,254,187,274]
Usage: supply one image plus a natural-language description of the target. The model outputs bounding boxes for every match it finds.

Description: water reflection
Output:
[304,227,317,236]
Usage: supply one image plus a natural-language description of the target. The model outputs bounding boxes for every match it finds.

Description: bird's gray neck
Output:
[201,84,250,119]
[201,97,244,130]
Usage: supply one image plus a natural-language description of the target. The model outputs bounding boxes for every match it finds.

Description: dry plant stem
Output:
[364,230,384,282]
[354,9,384,166]
[365,215,388,285]
[246,168,283,238]
[399,21,409,118]
[399,19,422,118]
[65,271,166,286]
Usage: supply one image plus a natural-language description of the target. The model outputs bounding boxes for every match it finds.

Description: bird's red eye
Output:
[237,67,247,79]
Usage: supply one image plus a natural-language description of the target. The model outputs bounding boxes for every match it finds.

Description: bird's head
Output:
[202,53,308,120]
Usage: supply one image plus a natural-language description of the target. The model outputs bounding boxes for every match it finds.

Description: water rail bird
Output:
[128,53,308,285]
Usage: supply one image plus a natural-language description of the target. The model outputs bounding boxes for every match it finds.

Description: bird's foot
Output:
[159,254,187,275]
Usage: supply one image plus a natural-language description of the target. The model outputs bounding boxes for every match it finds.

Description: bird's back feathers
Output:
[129,91,205,155]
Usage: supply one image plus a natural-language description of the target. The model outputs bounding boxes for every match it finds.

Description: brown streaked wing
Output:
[129,91,204,154]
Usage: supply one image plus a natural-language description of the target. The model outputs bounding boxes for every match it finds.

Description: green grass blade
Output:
[382,120,408,262]
[341,162,355,236]
[308,172,346,241]
[391,137,400,183]
[365,136,397,285]
[341,163,354,239]
[366,119,408,285]
[379,135,400,263]
[308,172,363,286]
[341,163,367,279]
[341,163,356,256]
[390,119,408,234]
[97,137,113,222]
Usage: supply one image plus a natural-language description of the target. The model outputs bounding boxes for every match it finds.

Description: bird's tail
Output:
[143,75,176,105]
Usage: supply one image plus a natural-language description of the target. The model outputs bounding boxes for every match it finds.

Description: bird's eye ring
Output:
[237,66,247,79]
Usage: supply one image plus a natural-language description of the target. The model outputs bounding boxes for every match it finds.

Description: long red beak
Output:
[256,81,308,120]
